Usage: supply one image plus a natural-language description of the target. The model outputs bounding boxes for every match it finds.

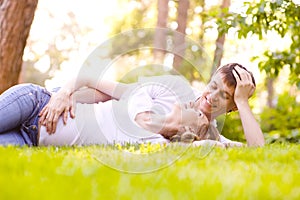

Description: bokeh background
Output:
[4,0,300,143]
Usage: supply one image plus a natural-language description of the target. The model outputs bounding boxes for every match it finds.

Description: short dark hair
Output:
[215,63,256,89]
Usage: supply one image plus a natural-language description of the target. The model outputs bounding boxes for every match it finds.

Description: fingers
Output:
[233,66,256,102]
[70,106,76,119]
[63,107,69,124]
[233,66,255,93]
[45,111,54,133]
[249,86,255,97]
[38,90,75,134]
[232,68,241,83]
[38,106,48,125]
[51,113,60,134]
[45,111,55,133]
[70,98,76,118]
[232,67,241,81]
[45,111,60,134]
[234,66,253,84]
[40,106,62,134]
[39,106,46,117]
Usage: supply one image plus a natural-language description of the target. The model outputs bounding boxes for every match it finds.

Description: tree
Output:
[173,0,189,70]
[0,0,38,93]
[106,0,155,58]
[19,10,95,88]
[223,0,300,88]
[211,0,230,74]
[216,0,300,108]
[153,0,169,63]
[106,0,235,83]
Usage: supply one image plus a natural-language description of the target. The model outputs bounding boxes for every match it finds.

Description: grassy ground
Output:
[0,143,299,200]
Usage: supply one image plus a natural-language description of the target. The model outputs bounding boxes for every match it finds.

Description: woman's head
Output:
[196,63,256,119]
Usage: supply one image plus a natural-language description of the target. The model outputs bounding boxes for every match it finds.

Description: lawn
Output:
[0,143,299,199]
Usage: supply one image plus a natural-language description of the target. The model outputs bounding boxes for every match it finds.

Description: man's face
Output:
[196,72,237,119]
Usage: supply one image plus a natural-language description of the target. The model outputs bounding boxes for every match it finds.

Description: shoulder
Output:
[136,75,201,102]
[137,75,192,90]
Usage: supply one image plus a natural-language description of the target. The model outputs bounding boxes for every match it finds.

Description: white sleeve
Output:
[126,75,196,124]
[127,85,155,123]
[219,134,234,143]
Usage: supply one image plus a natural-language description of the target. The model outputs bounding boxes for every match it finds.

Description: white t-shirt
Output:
[39,75,229,146]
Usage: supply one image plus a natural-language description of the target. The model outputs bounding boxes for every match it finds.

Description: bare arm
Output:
[235,101,264,147]
[47,88,112,128]
[72,87,112,104]
[53,75,129,101]
[39,67,132,133]
[233,66,265,147]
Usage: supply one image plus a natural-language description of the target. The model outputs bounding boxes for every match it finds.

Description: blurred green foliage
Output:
[104,0,300,144]
[218,91,300,144]
[117,64,173,83]
[217,112,246,143]
[220,0,300,87]
[106,0,226,83]
[23,12,92,86]
[22,0,299,144]
[260,92,300,143]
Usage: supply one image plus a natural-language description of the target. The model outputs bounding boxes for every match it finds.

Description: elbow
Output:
[79,70,95,89]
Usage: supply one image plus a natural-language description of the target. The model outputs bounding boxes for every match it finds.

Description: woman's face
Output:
[196,72,237,120]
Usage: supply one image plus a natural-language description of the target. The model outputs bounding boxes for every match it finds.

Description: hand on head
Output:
[232,65,256,105]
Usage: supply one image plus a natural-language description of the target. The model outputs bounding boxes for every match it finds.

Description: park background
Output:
[2,0,298,143]
[0,0,300,199]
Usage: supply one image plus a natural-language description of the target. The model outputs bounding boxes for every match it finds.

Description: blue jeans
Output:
[0,84,51,146]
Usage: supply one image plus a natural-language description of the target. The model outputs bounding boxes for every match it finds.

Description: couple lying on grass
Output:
[0,63,265,148]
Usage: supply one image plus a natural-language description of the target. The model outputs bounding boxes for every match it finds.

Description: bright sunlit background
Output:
[23,0,293,106]
[24,0,121,88]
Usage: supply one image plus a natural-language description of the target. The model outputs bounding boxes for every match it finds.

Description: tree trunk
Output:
[173,0,189,71]
[211,0,230,74]
[153,0,169,63]
[198,0,205,55]
[266,77,275,108]
[0,0,38,93]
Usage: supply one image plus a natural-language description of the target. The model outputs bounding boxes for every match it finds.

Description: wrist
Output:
[70,93,77,102]
[235,99,249,108]
[59,88,72,97]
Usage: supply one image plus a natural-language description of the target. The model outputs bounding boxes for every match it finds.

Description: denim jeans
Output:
[0,84,51,146]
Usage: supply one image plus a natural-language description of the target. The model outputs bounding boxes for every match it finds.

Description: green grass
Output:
[0,144,300,200]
